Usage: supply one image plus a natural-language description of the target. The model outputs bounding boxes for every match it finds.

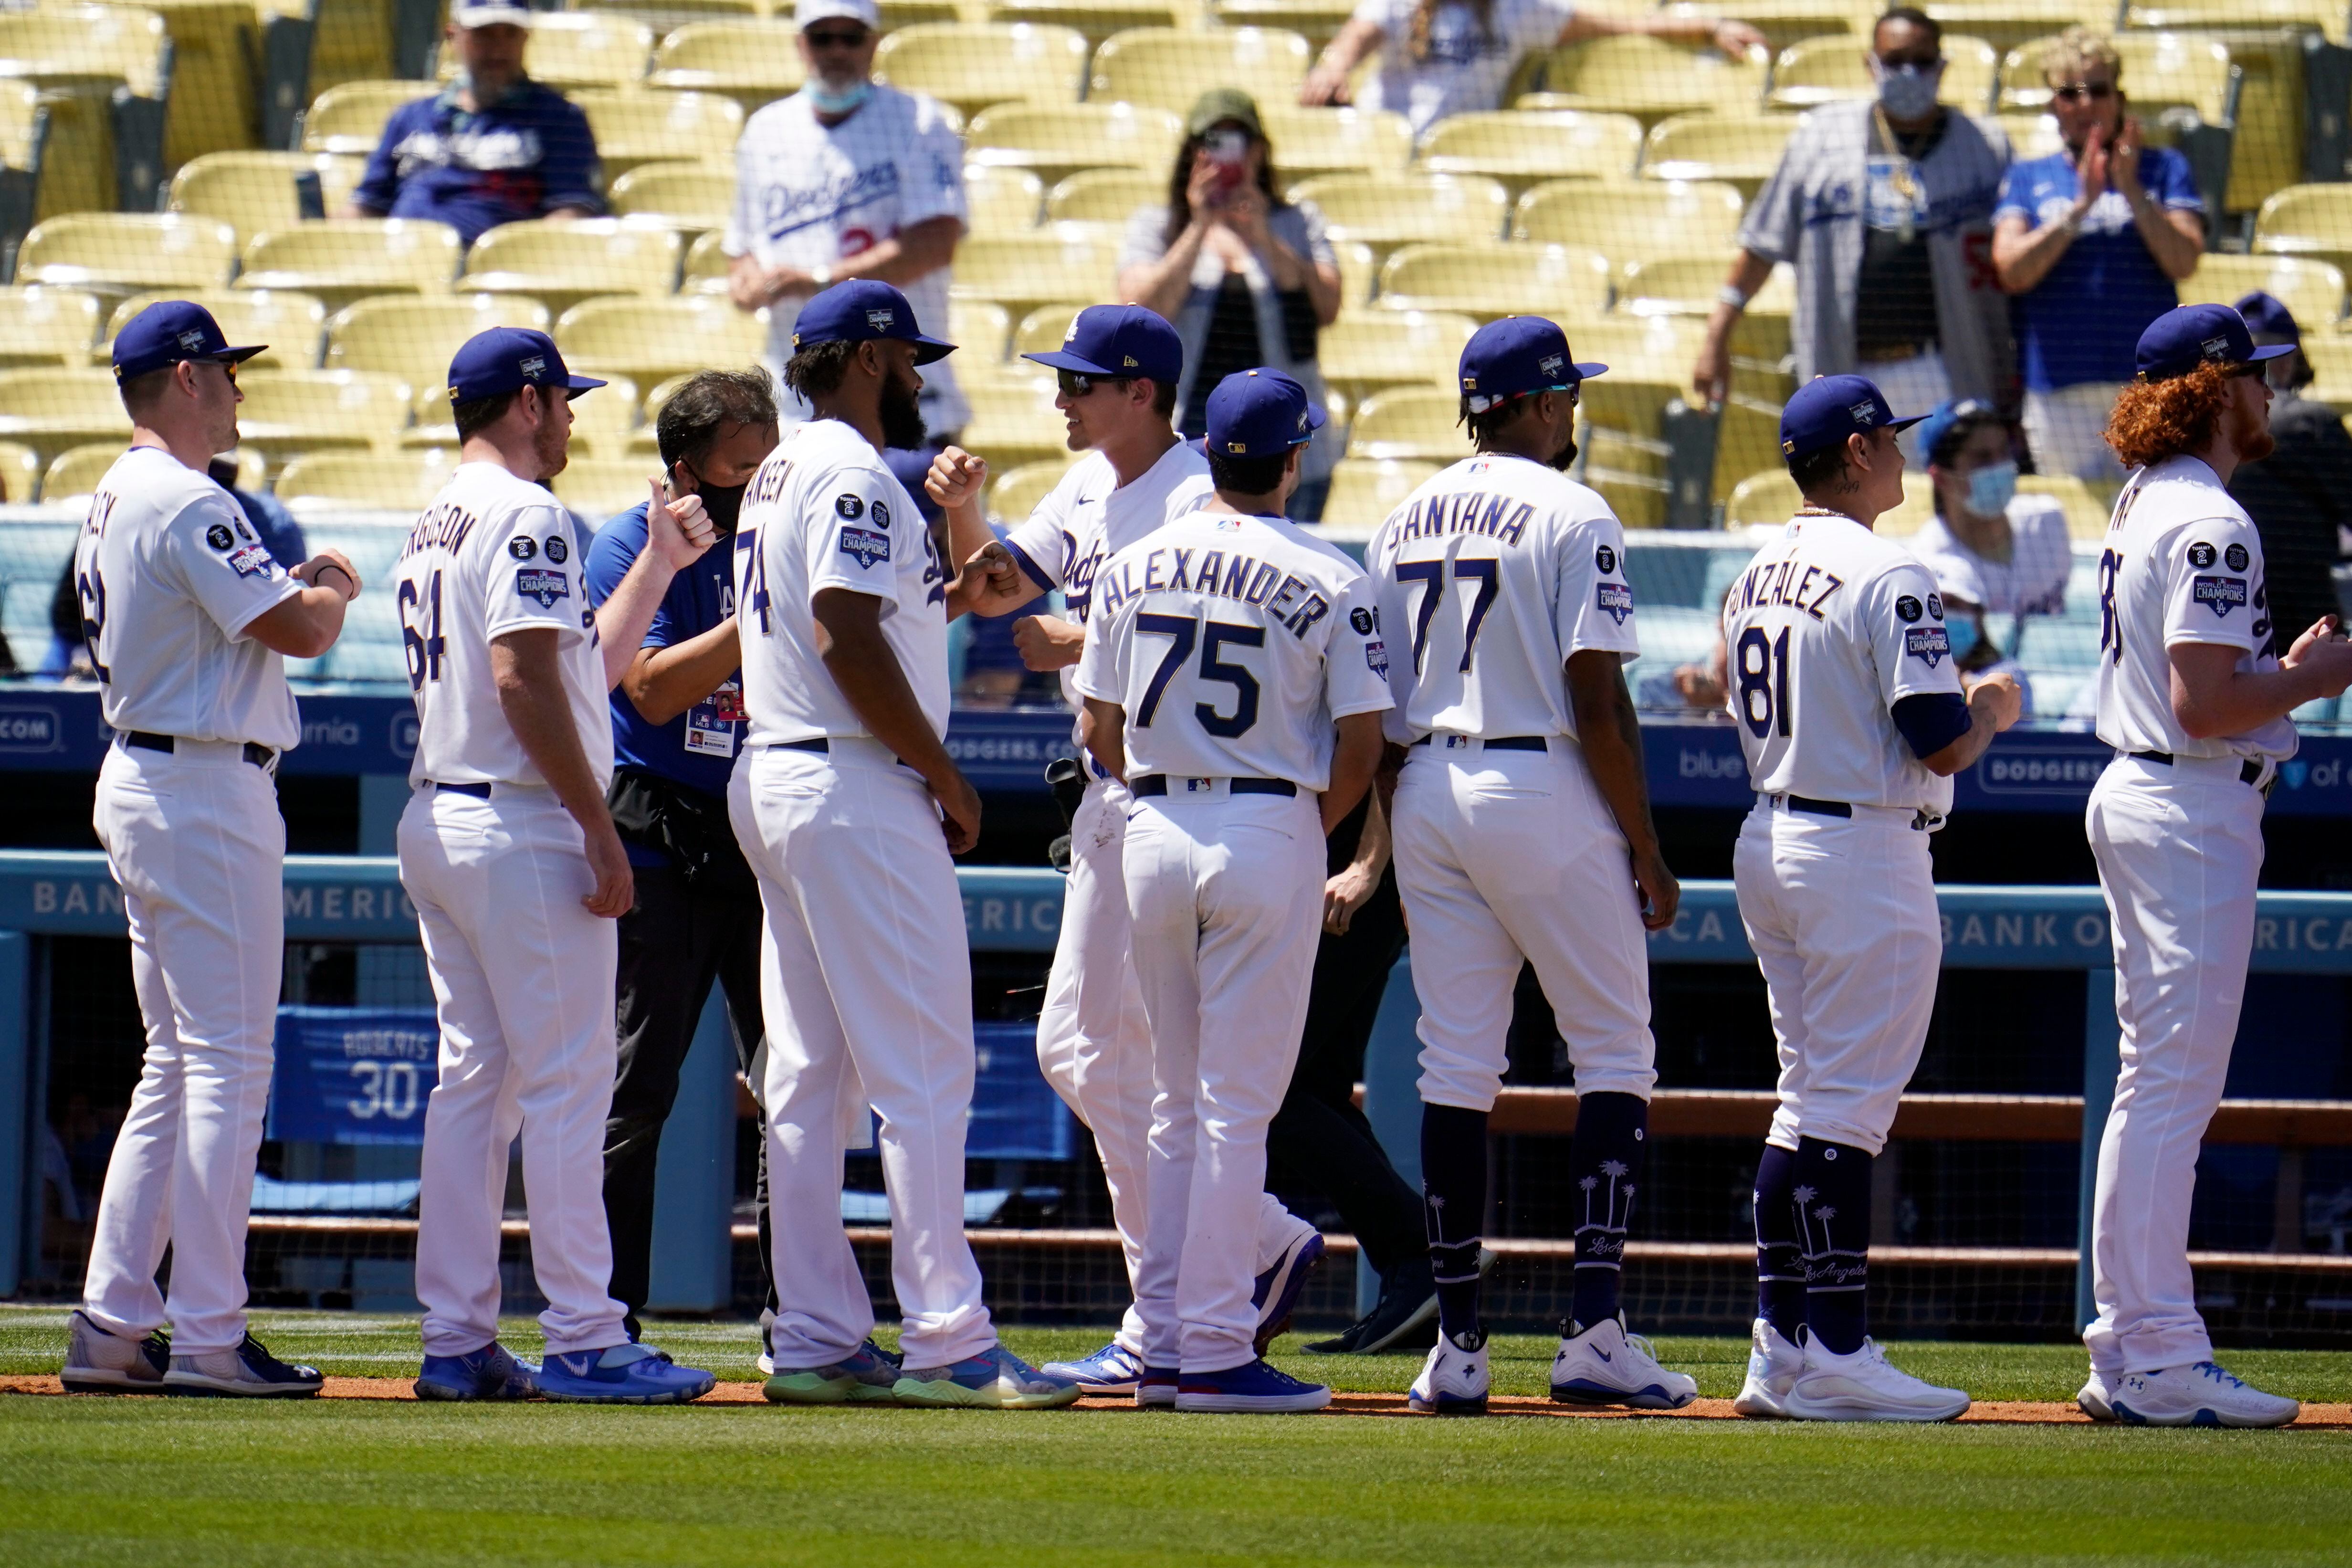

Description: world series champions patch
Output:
[515,567,569,608]
[839,526,890,569]
[2193,575,2248,617]
[1905,625,1952,666]
[1596,582,1634,625]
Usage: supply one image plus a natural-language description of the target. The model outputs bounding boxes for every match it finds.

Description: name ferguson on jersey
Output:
[400,499,481,560]
[1094,546,1335,639]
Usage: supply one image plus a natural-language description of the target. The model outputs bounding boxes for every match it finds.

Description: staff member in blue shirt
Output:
[586,368,779,1346]
[343,0,604,247]
[1991,28,2205,482]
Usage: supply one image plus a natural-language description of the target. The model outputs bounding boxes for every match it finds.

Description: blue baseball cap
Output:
[2233,290,2301,348]
[1911,397,2002,466]
[1021,303,1181,384]
[110,300,265,384]
[790,279,955,365]
[2135,303,2294,383]
[1458,316,1606,412]
[1202,368,1323,458]
[1779,373,1924,458]
[447,327,605,404]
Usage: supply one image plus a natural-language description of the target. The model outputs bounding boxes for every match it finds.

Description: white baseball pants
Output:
[1124,784,1325,1374]
[730,741,998,1371]
[1391,738,1657,1114]
[82,741,284,1355]
[2084,754,2266,1375]
[1036,776,1317,1356]
[1734,799,1941,1157]
[401,786,628,1360]
[2023,382,2129,484]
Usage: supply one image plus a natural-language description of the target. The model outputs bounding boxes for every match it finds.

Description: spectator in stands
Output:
[1299,0,1764,137]
[1990,30,2204,482]
[342,0,604,247]
[1695,8,2014,429]
[1119,90,1344,521]
[1908,398,2069,703]
[2226,290,2352,640]
[724,0,968,463]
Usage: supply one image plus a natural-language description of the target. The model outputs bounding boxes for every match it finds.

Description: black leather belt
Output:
[1132,776,1298,798]
[1414,735,1549,751]
[1785,794,1851,818]
[432,780,493,798]
[2129,749,2266,787]
[124,731,275,769]
[777,737,831,753]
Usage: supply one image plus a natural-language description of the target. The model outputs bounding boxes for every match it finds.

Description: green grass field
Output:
[7,1307,2352,1566]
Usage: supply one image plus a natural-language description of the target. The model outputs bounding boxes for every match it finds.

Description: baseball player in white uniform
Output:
[60,303,357,1398]
[1075,368,1390,1413]
[929,306,1328,1394]
[1725,374,2022,1422]
[1363,318,1692,1417]
[2079,305,2352,1427]
[729,280,1076,1409]
[397,328,719,1404]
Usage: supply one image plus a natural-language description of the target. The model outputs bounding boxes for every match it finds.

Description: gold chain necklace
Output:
[1872,104,1924,244]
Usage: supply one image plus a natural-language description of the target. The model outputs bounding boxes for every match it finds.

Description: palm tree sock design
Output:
[1752,1142,1806,1343]
[1566,1091,1646,1330]
[1793,1136,1873,1356]
[1420,1102,1490,1346]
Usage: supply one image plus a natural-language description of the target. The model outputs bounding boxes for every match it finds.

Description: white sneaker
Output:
[1407,1333,1489,1415]
[2110,1362,2299,1428]
[1733,1317,1803,1418]
[1549,1315,1698,1410]
[60,1310,168,1394]
[1781,1336,1968,1422]
[2077,1367,2118,1421]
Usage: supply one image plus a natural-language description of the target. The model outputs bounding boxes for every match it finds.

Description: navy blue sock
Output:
[1567,1092,1646,1331]
[1419,1103,1488,1347]
[1794,1137,1873,1356]
[1752,1143,1805,1344]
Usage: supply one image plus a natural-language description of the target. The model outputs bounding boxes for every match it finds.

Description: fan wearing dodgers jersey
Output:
[1725,375,2021,1423]
[59,303,359,1400]
[2077,305,2352,1428]
[1075,368,1390,1413]
[927,306,1329,1396]
[1366,316,1696,1418]
[394,328,722,1405]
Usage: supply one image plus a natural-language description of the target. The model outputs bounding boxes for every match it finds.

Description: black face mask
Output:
[679,463,746,534]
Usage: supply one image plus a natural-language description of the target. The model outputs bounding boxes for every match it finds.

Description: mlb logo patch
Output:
[839,526,891,568]
[515,567,569,607]
[1596,582,1634,624]
[1904,625,1951,667]
[2193,574,2248,617]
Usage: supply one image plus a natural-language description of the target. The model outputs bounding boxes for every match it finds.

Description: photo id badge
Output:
[684,679,744,758]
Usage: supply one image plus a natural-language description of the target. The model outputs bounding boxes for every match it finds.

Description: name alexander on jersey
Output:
[1728,550,1848,621]
[1094,537,1336,639]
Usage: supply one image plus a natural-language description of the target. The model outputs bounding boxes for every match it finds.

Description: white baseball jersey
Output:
[2093,453,2296,765]
[1723,510,1965,813]
[1003,441,1216,723]
[1908,496,2072,619]
[735,417,949,747]
[71,446,302,750]
[1072,509,1391,789]
[1365,453,1639,745]
[394,461,610,789]
[726,86,969,433]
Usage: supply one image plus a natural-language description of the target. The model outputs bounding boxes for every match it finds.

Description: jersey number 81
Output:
[1735,625,1792,738]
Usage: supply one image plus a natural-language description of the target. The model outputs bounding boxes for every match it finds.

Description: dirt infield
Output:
[6,1375,2350,1425]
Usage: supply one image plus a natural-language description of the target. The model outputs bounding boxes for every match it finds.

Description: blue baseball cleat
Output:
[534,1342,715,1404]
[1174,1358,1331,1414]
[415,1341,538,1401]
[1252,1229,1326,1353]
[1040,1340,1148,1395]
[1135,1366,1179,1408]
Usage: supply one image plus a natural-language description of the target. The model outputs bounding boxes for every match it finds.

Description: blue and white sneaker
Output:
[2110,1361,2298,1428]
[1040,1340,1148,1395]
[893,1344,1083,1409]
[61,1311,169,1394]
[1408,1333,1489,1416]
[765,1339,901,1404]
[1549,1315,1699,1410]
[535,1342,715,1405]
[1135,1366,1179,1408]
[1175,1358,1331,1414]
[162,1334,323,1398]
[415,1341,538,1401]
[1253,1229,1327,1353]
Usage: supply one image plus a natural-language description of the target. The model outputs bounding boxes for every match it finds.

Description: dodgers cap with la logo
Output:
[1020,303,1181,385]
[1456,316,1607,413]
[110,300,267,384]
[1200,367,1324,459]
[2133,302,2295,383]
[1778,373,1925,458]
[447,326,606,403]
[790,278,956,365]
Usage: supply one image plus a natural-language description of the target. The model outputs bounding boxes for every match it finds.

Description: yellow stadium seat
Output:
[573,90,745,180]
[462,218,684,315]
[0,287,103,369]
[680,228,735,295]
[1998,110,2064,158]
[648,21,808,114]
[2018,471,2116,540]
[1416,110,1644,198]
[1346,389,1465,463]
[5,79,109,225]
[16,214,238,299]
[1617,252,1793,361]
[300,0,397,99]
[237,219,464,313]
[965,102,1186,186]
[988,457,1078,523]
[0,441,45,504]
[608,161,735,231]
[578,0,760,24]
[1712,391,1788,502]
[547,456,664,517]
[107,289,328,370]
[2253,184,2352,278]
[1374,242,1611,323]
[1670,0,1856,53]
[878,0,968,26]
[1291,172,1511,259]
[1088,26,1312,116]
[1513,178,1747,268]
[301,79,429,157]
[1332,238,1378,305]
[273,448,462,511]
[951,224,1123,314]
[1007,303,1095,358]
[1316,309,1475,404]
[556,295,771,387]
[42,442,134,503]
[0,6,171,215]
[950,298,1015,362]
[2130,0,2344,40]
[433,12,652,89]
[1212,0,1355,47]
[400,372,642,453]
[325,295,556,387]
[2177,253,2345,330]
[167,151,367,244]
[1529,35,1770,127]
[1769,33,1998,112]
[987,0,1189,50]
[233,369,416,463]
[874,23,1092,117]
[959,370,1074,470]
[1044,167,1159,225]
[127,0,265,168]
[1321,456,1440,529]
[1640,113,1800,197]
[968,164,1047,232]
[1723,466,1801,527]
[0,368,133,467]
[1925,0,2121,55]
[1256,105,1414,191]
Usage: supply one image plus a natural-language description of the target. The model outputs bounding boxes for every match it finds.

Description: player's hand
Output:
[965,539,1022,599]
[925,446,988,512]
[294,549,362,600]
[1012,614,1086,672]
[2284,614,2352,695]
[1631,848,1680,932]
[581,815,635,918]
[646,477,718,569]
[1323,864,1379,935]
[1964,669,2026,732]
[933,768,983,855]
[1692,332,1732,408]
